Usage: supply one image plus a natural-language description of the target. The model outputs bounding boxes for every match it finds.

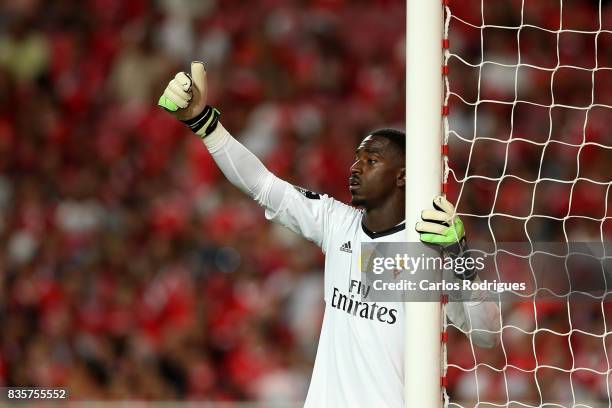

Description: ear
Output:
[397,167,405,188]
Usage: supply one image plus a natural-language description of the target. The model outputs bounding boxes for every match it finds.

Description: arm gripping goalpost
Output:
[405,0,444,407]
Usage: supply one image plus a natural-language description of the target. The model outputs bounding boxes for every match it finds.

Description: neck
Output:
[362,196,405,233]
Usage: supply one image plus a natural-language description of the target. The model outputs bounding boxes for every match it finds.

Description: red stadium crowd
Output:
[0,0,404,401]
[446,0,612,404]
[0,0,609,403]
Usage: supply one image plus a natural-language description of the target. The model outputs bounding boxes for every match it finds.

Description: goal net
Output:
[442,0,612,407]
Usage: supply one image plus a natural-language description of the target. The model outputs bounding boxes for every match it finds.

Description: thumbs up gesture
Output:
[158,61,209,121]
[158,61,220,138]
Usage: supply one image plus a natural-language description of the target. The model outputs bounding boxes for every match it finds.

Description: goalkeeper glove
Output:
[158,61,220,138]
[416,195,476,281]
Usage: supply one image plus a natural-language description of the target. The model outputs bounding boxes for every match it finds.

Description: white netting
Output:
[443,0,612,406]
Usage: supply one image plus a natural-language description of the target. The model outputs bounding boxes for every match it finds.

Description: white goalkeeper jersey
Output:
[266,189,407,407]
[202,124,499,408]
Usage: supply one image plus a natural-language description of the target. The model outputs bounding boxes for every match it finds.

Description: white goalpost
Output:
[405,0,444,407]
[406,0,611,407]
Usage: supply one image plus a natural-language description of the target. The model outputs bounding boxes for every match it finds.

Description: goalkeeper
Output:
[158,62,500,408]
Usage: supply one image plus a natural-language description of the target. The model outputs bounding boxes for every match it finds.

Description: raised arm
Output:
[158,62,286,206]
[157,61,345,250]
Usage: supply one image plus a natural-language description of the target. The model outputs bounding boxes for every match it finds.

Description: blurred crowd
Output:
[446,0,612,405]
[0,0,404,402]
[0,0,609,404]
[447,0,612,244]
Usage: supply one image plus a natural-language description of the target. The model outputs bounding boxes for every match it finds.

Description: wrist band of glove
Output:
[444,237,477,281]
[182,105,221,138]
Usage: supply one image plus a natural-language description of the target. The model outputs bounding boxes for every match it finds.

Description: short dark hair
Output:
[369,128,405,155]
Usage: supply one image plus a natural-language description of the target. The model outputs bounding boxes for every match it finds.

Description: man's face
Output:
[349,135,405,209]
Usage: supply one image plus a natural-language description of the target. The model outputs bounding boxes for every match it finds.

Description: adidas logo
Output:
[340,241,352,253]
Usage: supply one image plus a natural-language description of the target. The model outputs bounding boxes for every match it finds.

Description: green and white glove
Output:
[416,195,476,280]
[158,61,220,138]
